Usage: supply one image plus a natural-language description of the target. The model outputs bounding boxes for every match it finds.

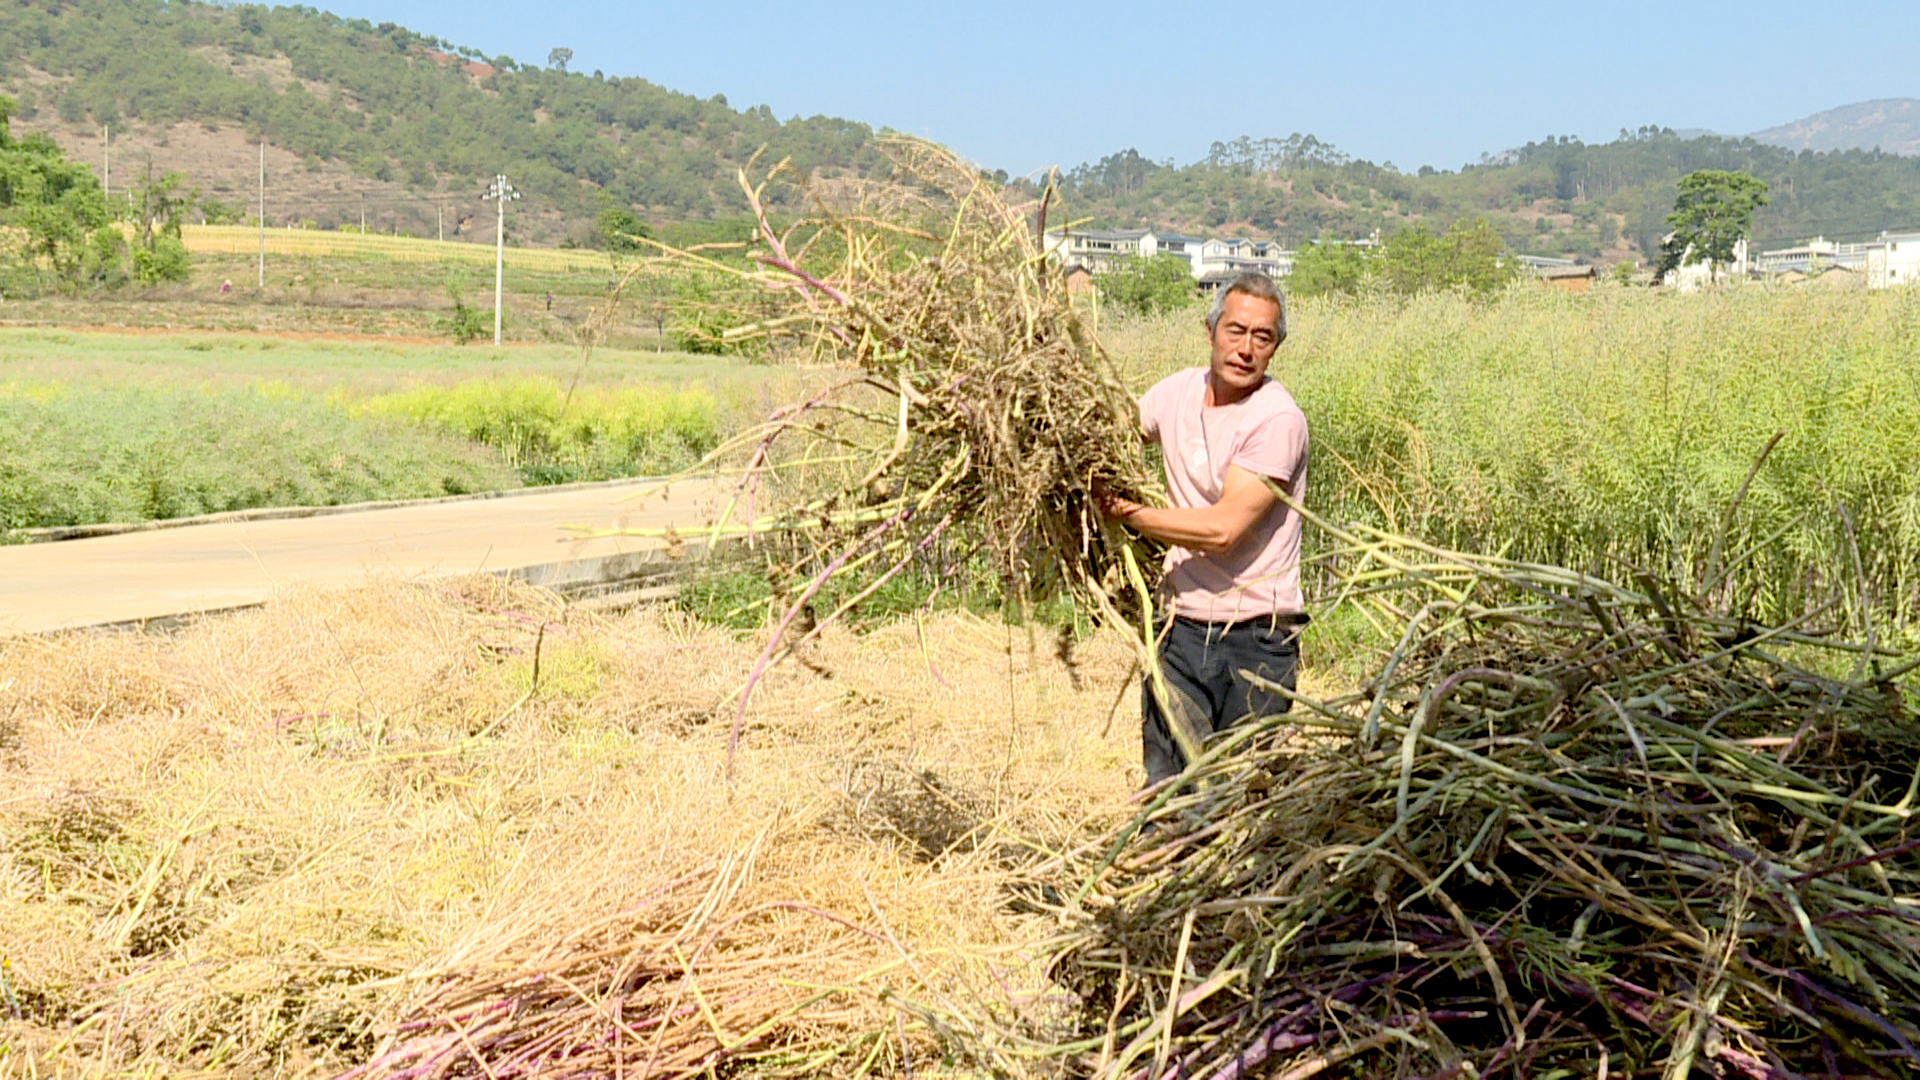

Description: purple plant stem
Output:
[737,382,840,539]
[727,503,913,778]
[777,515,953,660]
[1199,1029,1330,1080]
[391,997,519,1035]
[1741,954,1918,1060]
[1715,1044,1804,1080]
[1788,835,1920,886]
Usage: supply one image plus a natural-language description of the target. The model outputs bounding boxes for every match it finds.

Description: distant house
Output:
[1538,264,1597,293]
[1042,227,1291,280]
[1513,254,1597,292]
[1193,237,1292,280]
[1059,263,1096,297]
[1756,231,1919,289]
[1866,232,1920,288]
[1042,229,1158,274]
[1664,238,1749,292]
[1753,237,1870,276]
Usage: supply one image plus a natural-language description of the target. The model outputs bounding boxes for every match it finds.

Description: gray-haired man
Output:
[1100,271,1309,784]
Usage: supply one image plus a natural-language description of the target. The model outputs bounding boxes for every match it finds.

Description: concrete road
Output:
[0,479,731,635]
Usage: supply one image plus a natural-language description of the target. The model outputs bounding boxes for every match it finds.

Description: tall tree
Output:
[0,93,118,291]
[1659,170,1770,283]
[1096,254,1196,315]
[1286,240,1371,298]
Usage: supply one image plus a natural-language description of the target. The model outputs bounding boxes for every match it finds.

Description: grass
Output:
[0,328,812,529]
[357,377,723,485]
[1102,281,1920,642]
[0,382,515,529]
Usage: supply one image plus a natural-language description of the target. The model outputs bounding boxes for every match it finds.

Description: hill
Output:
[1043,128,1920,264]
[5,1,1920,264]
[1750,99,1920,156]
[0,0,883,245]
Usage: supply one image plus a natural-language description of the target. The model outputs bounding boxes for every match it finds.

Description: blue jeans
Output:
[1142,614,1302,785]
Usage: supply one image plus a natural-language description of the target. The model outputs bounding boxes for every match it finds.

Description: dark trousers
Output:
[1142,614,1301,785]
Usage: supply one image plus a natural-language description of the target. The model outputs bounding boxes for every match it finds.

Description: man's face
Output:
[1206,290,1283,402]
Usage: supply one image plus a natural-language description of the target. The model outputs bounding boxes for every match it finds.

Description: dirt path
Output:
[0,479,728,635]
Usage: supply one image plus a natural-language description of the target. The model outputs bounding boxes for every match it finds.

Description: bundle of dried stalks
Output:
[1019,514,1920,1079]
[608,139,1164,763]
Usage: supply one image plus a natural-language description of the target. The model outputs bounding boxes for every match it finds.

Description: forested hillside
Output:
[6,0,1920,262]
[1047,130,1920,264]
[0,0,882,243]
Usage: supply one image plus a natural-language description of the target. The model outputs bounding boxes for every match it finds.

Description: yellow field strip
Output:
[181,225,616,273]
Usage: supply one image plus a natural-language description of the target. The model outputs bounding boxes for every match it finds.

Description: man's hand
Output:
[1107,465,1280,555]
[1092,480,1145,523]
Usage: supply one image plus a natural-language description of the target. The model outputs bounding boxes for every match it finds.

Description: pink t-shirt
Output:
[1139,367,1308,623]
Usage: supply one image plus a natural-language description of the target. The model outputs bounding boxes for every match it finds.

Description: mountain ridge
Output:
[1750,99,1920,157]
[4,1,1920,261]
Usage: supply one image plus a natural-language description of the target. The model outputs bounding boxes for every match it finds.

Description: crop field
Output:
[1108,282,1920,644]
[3,231,668,347]
[0,328,807,531]
[181,226,620,275]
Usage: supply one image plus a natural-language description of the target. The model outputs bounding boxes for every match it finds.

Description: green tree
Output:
[1286,240,1372,298]
[0,93,113,292]
[1659,169,1770,283]
[1377,218,1516,296]
[1096,254,1196,315]
[437,277,491,344]
[128,163,195,283]
[667,270,763,356]
[596,204,651,254]
[199,197,245,225]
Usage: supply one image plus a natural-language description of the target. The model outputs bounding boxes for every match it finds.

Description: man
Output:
[1100,271,1309,785]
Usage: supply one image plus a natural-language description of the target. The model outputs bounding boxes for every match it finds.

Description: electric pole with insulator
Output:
[482,175,519,345]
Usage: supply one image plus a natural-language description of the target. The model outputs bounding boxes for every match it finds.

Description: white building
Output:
[1192,237,1292,280]
[1042,227,1291,281]
[1042,228,1155,274]
[1753,237,1871,276]
[1755,232,1920,289]
[1666,238,1749,292]
[1866,232,1920,288]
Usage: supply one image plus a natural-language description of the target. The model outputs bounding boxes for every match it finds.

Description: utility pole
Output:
[482,175,519,346]
[437,201,444,243]
[258,139,266,288]
[102,125,110,204]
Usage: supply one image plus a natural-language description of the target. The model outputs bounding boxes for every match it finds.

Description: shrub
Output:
[131,235,191,284]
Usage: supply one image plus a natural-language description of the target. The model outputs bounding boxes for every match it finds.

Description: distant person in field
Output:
[1099,270,1309,786]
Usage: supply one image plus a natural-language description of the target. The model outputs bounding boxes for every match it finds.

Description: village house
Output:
[1042,227,1289,281]
[1515,255,1597,293]
[1755,232,1920,289]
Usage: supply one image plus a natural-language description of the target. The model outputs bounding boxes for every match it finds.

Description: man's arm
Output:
[1101,465,1279,555]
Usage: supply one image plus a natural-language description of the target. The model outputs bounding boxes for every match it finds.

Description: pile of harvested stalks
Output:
[1019,515,1920,1079]
[618,139,1163,745]
[340,860,925,1080]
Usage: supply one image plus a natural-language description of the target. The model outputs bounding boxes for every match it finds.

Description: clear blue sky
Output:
[313,0,1917,176]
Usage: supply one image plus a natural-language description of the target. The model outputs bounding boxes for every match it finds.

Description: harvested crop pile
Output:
[341,858,931,1080]
[1022,521,1920,1079]
[629,139,1163,733]
[0,578,1140,1078]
